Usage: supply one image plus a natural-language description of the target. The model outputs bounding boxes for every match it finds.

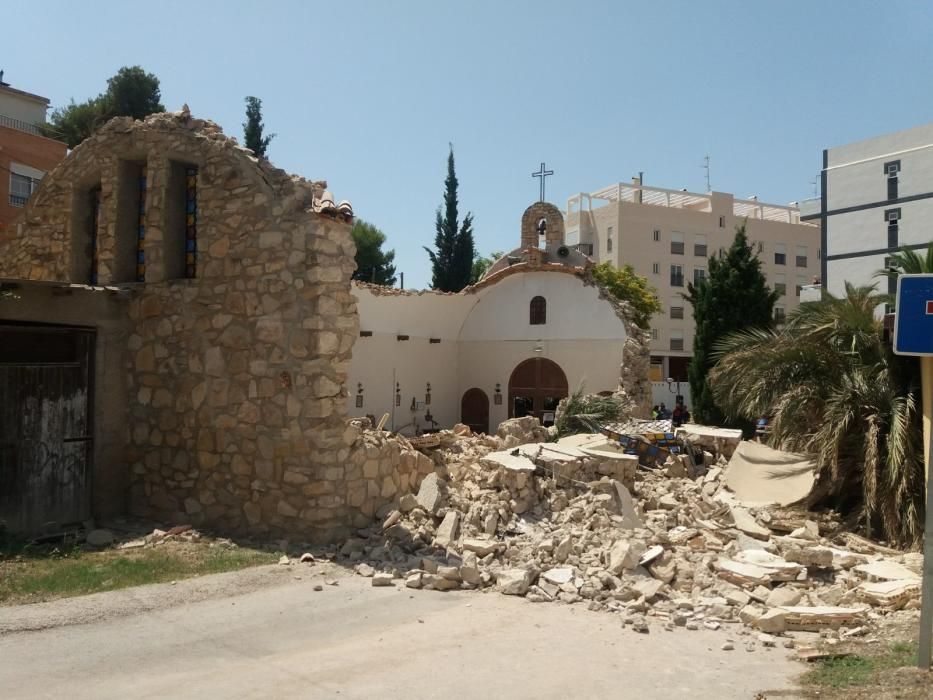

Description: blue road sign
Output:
[893,274,933,357]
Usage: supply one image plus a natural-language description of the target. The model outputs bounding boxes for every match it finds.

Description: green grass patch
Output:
[0,543,278,605]
[802,642,918,689]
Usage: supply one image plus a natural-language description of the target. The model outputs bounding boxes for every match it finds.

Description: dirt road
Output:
[0,564,803,699]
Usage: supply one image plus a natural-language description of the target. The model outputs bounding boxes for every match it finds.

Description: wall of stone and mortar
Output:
[0,112,426,542]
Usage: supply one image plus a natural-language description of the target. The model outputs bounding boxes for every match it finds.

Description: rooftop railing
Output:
[573,182,808,225]
[0,114,44,136]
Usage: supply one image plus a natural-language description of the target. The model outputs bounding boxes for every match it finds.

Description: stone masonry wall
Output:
[1,111,425,542]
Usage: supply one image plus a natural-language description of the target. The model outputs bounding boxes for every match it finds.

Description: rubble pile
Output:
[339,418,922,638]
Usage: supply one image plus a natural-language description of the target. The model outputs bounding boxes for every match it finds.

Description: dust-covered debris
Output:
[334,417,923,642]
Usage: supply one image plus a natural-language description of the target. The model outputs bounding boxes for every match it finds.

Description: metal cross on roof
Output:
[532,162,554,202]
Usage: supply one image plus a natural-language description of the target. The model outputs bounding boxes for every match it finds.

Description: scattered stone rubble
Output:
[336,417,923,640]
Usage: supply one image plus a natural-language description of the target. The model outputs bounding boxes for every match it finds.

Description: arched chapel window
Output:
[530,296,546,325]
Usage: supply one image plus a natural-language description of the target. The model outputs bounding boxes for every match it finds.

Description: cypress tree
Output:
[243,96,274,159]
[424,146,475,292]
[684,224,778,425]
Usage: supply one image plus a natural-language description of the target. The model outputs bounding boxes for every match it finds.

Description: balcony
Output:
[572,243,593,256]
[0,113,43,136]
[8,193,29,207]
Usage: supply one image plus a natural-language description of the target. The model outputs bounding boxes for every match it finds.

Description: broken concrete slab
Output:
[724,441,815,507]
[853,559,921,582]
[462,537,501,557]
[729,507,772,540]
[779,605,868,631]
[541,567,574,585]
[372,572,394,587]
[416,473,445,514]
[608,540,646,575]
[497,568,532,595]
[433,511,461,549]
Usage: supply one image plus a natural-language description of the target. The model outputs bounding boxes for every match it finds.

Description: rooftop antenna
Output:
[0,70,5,86]
[702,155,711,192]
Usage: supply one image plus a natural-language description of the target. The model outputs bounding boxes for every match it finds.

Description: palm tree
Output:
[709,282,924,547]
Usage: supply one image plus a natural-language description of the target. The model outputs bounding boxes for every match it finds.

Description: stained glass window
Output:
[185,166,198,278]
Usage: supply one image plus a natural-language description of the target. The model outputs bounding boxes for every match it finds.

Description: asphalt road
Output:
[0,564,804,699]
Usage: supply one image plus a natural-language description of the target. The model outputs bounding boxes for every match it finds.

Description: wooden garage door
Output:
[0,326,93,534]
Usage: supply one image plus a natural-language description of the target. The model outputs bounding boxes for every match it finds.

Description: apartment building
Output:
[0,74,67,235]
[799,122,933,304]
[566,180,820,391]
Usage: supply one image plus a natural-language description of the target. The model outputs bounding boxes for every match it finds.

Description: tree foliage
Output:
[590,262,661,330]
[42,66,165,148]
[351,219,397,286]
[709,283,924,547]
[424,146,475,292]
[555,385,630,437]
[684,225,778,425]
[242,96,274,158]
[471,250,504,283]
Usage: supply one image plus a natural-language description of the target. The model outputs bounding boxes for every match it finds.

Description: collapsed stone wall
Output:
[1,111,427,542]
[586,275,652,417]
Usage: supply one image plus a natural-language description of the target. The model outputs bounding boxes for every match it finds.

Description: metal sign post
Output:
[892,273,933,671]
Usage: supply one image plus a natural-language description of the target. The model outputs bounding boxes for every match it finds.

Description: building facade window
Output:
[184,166,198,278]
[774,306,786,324]
[693,267,706,285]
[694,234,707,257]
[653,229,660,242]
[774,273,786,297]
[719,215,725,228]
[886,208,900,249]
[670,231,684,255]
[651,328,659,340]
[8,166,42,207]
[670,264,684,287]
[774,243,786,265]
[530,296,546,325]
[670,330,684,352]
[795,245,807,268]
[885,160,900,201]
[670,304,684,319]
[652,262,660,275]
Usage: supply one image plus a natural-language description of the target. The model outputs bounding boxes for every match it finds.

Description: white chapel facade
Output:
[347,202,643,434]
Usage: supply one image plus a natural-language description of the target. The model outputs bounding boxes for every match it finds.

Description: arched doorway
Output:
[508,357,568,427]
[460,388,489,435]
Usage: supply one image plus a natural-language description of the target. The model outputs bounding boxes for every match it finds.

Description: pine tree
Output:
[424,146,475,292]
[351,219,397,286]
[243,96,274,158]
[42,66,165,148]
[684,224,778,425]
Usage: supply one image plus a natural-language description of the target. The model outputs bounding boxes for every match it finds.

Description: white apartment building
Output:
[566,180,820,400]
[800,122,933,304]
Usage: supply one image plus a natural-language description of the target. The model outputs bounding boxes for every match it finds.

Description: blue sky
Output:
[7,1,933,288]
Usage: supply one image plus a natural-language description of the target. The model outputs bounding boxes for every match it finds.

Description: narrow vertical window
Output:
[530,296,546,325]
[136,166,147,282]
[90,188,101,284]
[185,166,198,278]
[885,160,900,201]
[886,209,900,249]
